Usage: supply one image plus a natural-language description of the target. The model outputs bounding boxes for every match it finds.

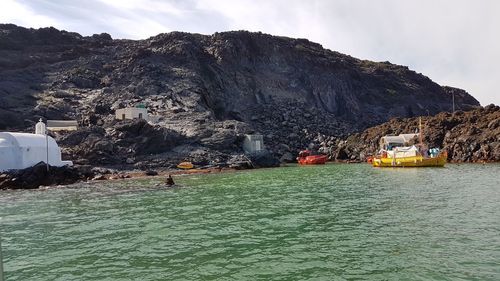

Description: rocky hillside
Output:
[0,24,481,167]
[328,105,500,162]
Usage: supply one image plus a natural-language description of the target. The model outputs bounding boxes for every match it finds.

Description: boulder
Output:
[0,162,91,189]
[227,154,253,169]
[144,170,158,176]
[247,150,280,168]
[200,129,239,151]
[92,174,106,180]
[279,152,295,163]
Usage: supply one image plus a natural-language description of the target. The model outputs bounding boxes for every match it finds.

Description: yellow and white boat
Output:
[372,148,447,167]
[372,118,447,167]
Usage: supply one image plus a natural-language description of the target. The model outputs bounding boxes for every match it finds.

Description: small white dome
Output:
[0,132,72,172]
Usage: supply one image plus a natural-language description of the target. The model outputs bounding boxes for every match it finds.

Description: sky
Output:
[1,0,499,105]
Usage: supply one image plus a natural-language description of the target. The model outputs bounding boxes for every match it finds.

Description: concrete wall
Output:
[243,134,264,154]
[115,108,148,121]
[47,120,78,131]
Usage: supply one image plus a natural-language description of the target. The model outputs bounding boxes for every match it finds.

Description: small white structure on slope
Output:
[0,119,73,172]
[47,120,78,131]
[243,134,264,154]
[115,107,148,121]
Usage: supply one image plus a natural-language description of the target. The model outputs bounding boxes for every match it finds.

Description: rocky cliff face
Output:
[0,24,481,167]
[329,105,500,162]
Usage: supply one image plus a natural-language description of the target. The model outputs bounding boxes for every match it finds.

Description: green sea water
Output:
[1,163,499,280]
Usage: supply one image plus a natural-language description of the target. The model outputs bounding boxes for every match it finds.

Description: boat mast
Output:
[419,117,423,146]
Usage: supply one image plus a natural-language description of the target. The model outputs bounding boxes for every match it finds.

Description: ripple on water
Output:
[1,163,499,280]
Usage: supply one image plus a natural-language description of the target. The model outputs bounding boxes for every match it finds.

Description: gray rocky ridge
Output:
[0,24,482,169]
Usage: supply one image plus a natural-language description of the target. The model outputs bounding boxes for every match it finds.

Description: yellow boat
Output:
[372,117,447,168]
[372,151,447,167]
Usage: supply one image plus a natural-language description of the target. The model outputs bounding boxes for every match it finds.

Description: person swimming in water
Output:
[165,174,175,186]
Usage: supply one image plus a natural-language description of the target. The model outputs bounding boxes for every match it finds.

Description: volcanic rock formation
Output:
[329,105,500,163]
[0,24,481,167]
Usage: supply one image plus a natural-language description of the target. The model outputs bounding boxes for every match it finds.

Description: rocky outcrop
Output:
[0,162,94,189]
[327,105,500,162]
[226,150,280,169]
[56,119,185,165]
[0,24,481,167]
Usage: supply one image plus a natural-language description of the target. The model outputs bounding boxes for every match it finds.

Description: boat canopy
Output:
[387,145,419,158]
[399,134,419,142]
[379,133,418,150]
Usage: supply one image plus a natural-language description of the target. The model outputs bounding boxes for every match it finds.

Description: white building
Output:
[47,120,78,131]
[115,107,148,121]
[243,134,264,154]
[0,120,73,172]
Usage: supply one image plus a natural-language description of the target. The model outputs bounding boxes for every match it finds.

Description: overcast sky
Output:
[1,0,499,105]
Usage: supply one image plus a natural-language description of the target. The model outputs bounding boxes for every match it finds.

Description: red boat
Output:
[297,150,328,165]
[366,156,374,164]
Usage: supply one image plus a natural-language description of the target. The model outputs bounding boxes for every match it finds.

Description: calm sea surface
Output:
[1,163,499,280]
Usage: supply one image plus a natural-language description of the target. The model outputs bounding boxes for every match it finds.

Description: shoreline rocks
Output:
[0,162,94,190]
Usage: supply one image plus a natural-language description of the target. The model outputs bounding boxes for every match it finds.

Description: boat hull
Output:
[372,152,447,167]
[298,155,328,165]
[177,162,194,169]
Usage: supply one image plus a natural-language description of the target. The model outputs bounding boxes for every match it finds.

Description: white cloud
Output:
[100,0,184,15]
[0,0,59,28]
[1,0,499,105]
